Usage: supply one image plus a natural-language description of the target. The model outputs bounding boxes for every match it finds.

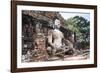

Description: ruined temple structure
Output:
[22,10,76,62]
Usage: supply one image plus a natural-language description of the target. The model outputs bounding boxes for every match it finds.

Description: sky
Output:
[60,12,90,21]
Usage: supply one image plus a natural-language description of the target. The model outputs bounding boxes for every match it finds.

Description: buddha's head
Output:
[54,19,61,28]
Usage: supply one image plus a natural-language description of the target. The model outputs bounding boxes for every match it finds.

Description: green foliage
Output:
[65,16,90,49]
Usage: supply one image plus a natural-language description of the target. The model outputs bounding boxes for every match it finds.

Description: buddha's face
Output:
[54,19,61,28]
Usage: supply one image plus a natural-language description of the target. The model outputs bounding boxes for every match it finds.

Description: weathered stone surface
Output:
[22,10,65,25]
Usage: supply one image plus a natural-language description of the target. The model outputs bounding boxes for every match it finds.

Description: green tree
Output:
[65,16,90,49]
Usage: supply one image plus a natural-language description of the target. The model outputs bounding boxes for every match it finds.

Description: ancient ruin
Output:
[21,10,89,62]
